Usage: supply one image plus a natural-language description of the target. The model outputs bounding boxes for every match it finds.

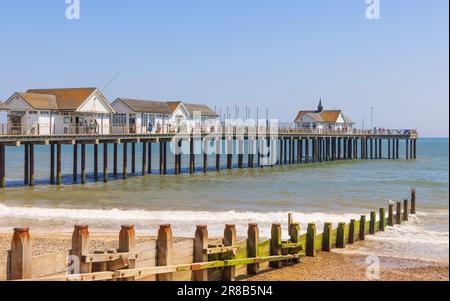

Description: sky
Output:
[0,0,448,137]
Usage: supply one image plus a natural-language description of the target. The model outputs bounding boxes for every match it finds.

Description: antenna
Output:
[102,73,119,92]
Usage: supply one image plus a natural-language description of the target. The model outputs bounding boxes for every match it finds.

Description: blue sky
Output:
[0,0,448,136]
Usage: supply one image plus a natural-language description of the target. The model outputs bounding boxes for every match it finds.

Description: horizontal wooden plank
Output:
[32,251,69,279]
[82,252,138,263]
[204,246,237,255]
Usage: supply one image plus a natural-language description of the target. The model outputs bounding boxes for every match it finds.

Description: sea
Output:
[0,138,448,264]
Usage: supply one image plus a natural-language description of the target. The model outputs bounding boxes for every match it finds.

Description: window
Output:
[63,117,71,124]
[40,111,50,116]
[141,113,148,127]
[113,114,126,126]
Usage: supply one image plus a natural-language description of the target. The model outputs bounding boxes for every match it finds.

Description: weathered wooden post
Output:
[157,224,174,281]
[305,223,316,257]
[194,225,208,281]
[190,138,195,173]
[71,225,91,274]
[0,144,5,188]
[29,144,34,187]
[388,204,394,226]
[369,211,376,234]
[269,223,282,268]
[289,222,301,263]
[119,224,136,281]
[203,138,208,173]
[359,215,366,241]
[94,143,99,182]
[163,141,167,174]
[147,141,152,174]
[411,187,416,214]
[103,142,108,183]
[159,141,164,175]
[403,199,409,221]
[379,208,386,231]
[57,143,62,185]
[142,142,147,175]
[247,223,259,275]
[50,143,55,185]
[349,219,355,244]
[322,222,332,252]
[336,222,345,248]
[288,212,293,228]
[73,144,78,184]
[216,138,221,172]
[81,144,86,184]
[223,224,237,281]
[396,202,402,224]
[113,143,118,177]
[24,143,29,185]
[123,142,128,180]
[131,142,136,174]
[305,138,309,163]
[10,228,32,280]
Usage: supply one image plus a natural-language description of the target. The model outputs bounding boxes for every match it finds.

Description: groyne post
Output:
[411,187,416,214]
[336,222,345,248]
[388,204,394,226]
[247,223,259,275]
[71,224,91,274]
[359,215,366,240]
[379,208,386,231]
[403,199,409,221]
[322,222,332,252]
[289,222,301,263]
[269,223,282,268]
[157,224,174,281]
[194,225,208,281]
[119,224,136,281]
[349,219,355,244]
[369,211,376,234]
[223,224,237,281]
[10,227,32,280]
[306,223,316,257]
[396,202,402,224]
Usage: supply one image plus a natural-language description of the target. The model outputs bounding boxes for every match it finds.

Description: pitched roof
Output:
[0,101,10,111]
[305,112,324,122]
[294,109,347,123]
[167,101,181,112]
[16,93,59,110]
[26,87,97,111]
[116,98,173,114]
[320,110,342,123]
[181,103,219,117]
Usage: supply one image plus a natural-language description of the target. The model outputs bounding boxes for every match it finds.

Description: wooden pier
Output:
[0,129,418,188]
[0,188,418,281]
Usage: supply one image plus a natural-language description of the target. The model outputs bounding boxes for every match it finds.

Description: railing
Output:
[0,122,418,137]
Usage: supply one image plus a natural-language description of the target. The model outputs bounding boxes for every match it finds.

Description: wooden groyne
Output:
[0,129,418,188]
[0,188,417,281]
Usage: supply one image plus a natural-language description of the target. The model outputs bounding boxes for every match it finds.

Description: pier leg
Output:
[388,139,391,159]
[57,143,62,185]
[190,138,195,173]
[305,138,309,163]
[370,138,373,159]
[123,143,128,180]
[81,144,86,184]
[103,143,108,182]
[343,138,347,160]
[94,144,98,182]
[413,139,417,159]
[159,141,164,175]
[174,139,179,175]
[113,143,118,178]
[284,139,288,165]
[148,142,152,174]
[248,138,254,168]
[203,138,208,173]
[238,139,243,168]
[379,139,382,159]
[29,144,34,187]
[396,139,399,159]
[24,144,29,185]
[142,142,147,175]
[405,139,409,159]
[299,138,303,163]
[50,143,55,184]
[216,138,221,171]
[131,142,136,174]
[0,144,5,188]
[227,139,232,169]
[163,141,167,174]
[73,144,78,184]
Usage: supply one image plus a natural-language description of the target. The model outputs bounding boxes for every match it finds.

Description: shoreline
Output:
[1,232,448,281]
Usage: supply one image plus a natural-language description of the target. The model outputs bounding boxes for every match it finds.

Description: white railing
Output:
[0,123,418,137]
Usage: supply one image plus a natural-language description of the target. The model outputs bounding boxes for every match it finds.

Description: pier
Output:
[0,128,418,188]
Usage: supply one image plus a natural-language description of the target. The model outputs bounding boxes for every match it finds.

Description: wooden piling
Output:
[336,222,345,248]
[411,187,416,214]
[119,224,136,281]
[379,139,382,159]
[123,142,128,180]
[24,144,29,185]
[216,138,221,171]
[71,225,91,274]
[157,224,174,281]
[190,138,195,173]
[50,143,55,184]
[0,144,5,188]
[349,219,355,244]
[396,202,402,224]
[102,143,108,182]
[359,215,366,240]
[194,225,208,281]
[29,144,34,186]
[223,224,237,281]
[269,223,282,268]
[10,227,32,280]
[142,142,147,175]
[322,222,332,252]
[94,144,98,182]
[388,204,394,226]
[81,144,86,184]
[288,222,301,263]
[413,139,417,159]
[203,138,208,173]
[406,139,409,159]
[370,138,373,159]
[163,141,167,174]
[73,144,78,184]
[379,208,386,231]
[148,141,152,174]
[305,138,309,163]
[388,139,391,159]
[369,211,376,234]
[131,142,136,174]
[403,199,409,221]
[247,223,259,275]
[56,143,62,185]
[396,139,399,159]
[113,143,118,177]
[305,223,316,257]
